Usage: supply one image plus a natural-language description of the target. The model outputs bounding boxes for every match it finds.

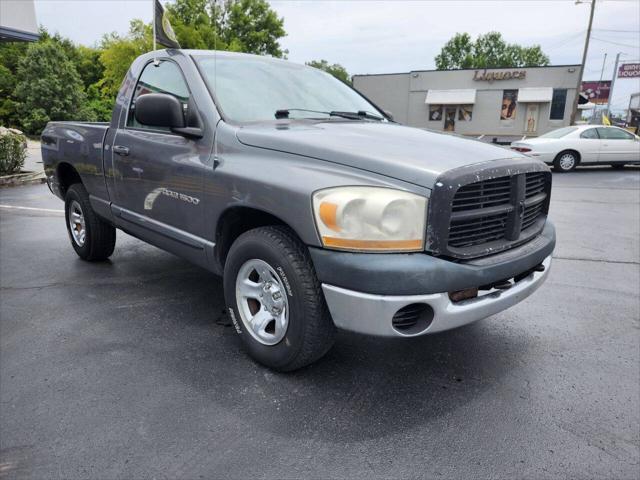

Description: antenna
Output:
[212,0,219,163]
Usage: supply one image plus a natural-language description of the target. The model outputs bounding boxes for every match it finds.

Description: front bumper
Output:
[311,221,555,337]
[322,255,551,337]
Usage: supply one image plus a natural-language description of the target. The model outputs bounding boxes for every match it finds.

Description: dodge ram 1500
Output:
[42,50,555,371]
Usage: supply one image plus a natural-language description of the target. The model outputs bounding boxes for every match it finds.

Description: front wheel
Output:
[65,183,116,261]
[223,226,335,371]
[553,151,579,172]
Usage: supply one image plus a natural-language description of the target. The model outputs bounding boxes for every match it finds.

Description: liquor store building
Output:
[353,65,581,141]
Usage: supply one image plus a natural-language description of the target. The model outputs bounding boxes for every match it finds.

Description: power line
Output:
[591,37,640,49]
[593,29,640,33]
[544,31,586,51]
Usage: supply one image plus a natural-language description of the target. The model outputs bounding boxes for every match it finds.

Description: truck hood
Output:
[236,121,521,188]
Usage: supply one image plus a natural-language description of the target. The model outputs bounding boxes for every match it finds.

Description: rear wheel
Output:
[553,151,578,172]
[65,183,116,261]
[223,226,335,371]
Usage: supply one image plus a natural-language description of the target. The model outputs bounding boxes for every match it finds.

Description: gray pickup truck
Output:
[42,50,555,371]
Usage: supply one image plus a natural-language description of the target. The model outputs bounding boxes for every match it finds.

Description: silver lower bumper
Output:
[322,255,552,337]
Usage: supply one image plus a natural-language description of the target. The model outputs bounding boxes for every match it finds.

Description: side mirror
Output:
[134,93,185,129]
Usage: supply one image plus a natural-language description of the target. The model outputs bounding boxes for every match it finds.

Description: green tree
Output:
[306,60,351,85]
[435,32,549,70]
[167,0,225,50]
[0,40,28,127]
[222,0,286,57]
[75,46,105,89]
[13,41,87,134]
[98,20,152,100]
[167,0,286,57]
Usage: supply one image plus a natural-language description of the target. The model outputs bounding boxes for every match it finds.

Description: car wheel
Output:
[553,151,578,172]
[65,183,116,261]
[223,226,336,371]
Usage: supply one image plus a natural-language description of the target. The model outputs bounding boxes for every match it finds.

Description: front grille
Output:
[433,169,551,258]
[522,171,548,231]
[451,177,512,212]
[448,212,508,247]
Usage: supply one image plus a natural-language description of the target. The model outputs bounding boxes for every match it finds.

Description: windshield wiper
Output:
[332,110,385,121]
[275,108,384,121]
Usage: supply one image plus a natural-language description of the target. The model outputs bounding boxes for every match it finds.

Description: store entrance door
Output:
[444,107,457,131]
[524,104,540,134]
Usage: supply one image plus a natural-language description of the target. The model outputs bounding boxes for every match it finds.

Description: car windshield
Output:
[196,55,383,123]
[539,127,578,138]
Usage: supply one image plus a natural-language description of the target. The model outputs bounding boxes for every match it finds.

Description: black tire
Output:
[611,164,625,169]
[223,226,335,371]
[64,183,116,261]
[553,150,579,172]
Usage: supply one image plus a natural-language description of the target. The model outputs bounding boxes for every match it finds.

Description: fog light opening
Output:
[391,303,434,335]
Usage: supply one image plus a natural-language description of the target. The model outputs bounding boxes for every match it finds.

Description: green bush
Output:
[0,129,27,175]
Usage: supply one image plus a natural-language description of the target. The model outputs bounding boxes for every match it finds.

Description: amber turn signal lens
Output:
[319,202,340,232]
[321,237,423,251]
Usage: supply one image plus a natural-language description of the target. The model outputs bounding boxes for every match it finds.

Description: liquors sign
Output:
[473,69,527,83]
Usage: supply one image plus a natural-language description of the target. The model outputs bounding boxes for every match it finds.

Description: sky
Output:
[32,0,640,113]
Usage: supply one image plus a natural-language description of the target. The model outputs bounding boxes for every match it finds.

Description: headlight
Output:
[312,186,427,252]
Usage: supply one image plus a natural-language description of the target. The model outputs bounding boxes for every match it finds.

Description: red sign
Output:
[618,63,640,78]
[580,81,611,104]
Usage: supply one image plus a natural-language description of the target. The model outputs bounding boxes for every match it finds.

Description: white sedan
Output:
[510,125,640,172]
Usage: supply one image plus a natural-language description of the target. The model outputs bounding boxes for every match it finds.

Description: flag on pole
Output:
[154,0,180,49]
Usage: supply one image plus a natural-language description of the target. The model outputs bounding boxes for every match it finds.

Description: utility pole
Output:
[606,52,622,119]
[570,0,597,125]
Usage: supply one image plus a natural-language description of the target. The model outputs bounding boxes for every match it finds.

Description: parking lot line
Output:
[0,204,64,214]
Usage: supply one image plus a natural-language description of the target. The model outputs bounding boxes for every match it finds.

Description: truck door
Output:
[109,59,213,262]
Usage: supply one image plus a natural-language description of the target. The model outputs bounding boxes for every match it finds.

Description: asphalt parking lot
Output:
[1,167,639,479]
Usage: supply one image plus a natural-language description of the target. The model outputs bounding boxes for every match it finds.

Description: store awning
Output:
[425,89,476,105]
[517,87,553,103]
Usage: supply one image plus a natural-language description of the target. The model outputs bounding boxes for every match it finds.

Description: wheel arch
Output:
[214,206,306,272]
[56,162,83,197]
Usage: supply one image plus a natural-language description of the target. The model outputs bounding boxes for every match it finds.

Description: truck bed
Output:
[41,121,111,200]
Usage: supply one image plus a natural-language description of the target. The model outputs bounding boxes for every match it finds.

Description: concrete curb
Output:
[0,171,46,187]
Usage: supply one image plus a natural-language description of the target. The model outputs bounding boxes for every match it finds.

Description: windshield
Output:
[196,55,382,123]
[539,127,578,138]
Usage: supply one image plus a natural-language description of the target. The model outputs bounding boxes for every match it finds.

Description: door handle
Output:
[113,145,130,156]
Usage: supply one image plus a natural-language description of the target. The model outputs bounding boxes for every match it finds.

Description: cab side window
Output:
[580,128,599,139]
[597,128,634,140]
[127,61,190,131]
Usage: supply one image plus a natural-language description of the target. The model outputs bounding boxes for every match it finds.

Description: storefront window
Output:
[550,89,567,120]
[429,104,443,121]
[458,105,473,121]
[501,90,518,123]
